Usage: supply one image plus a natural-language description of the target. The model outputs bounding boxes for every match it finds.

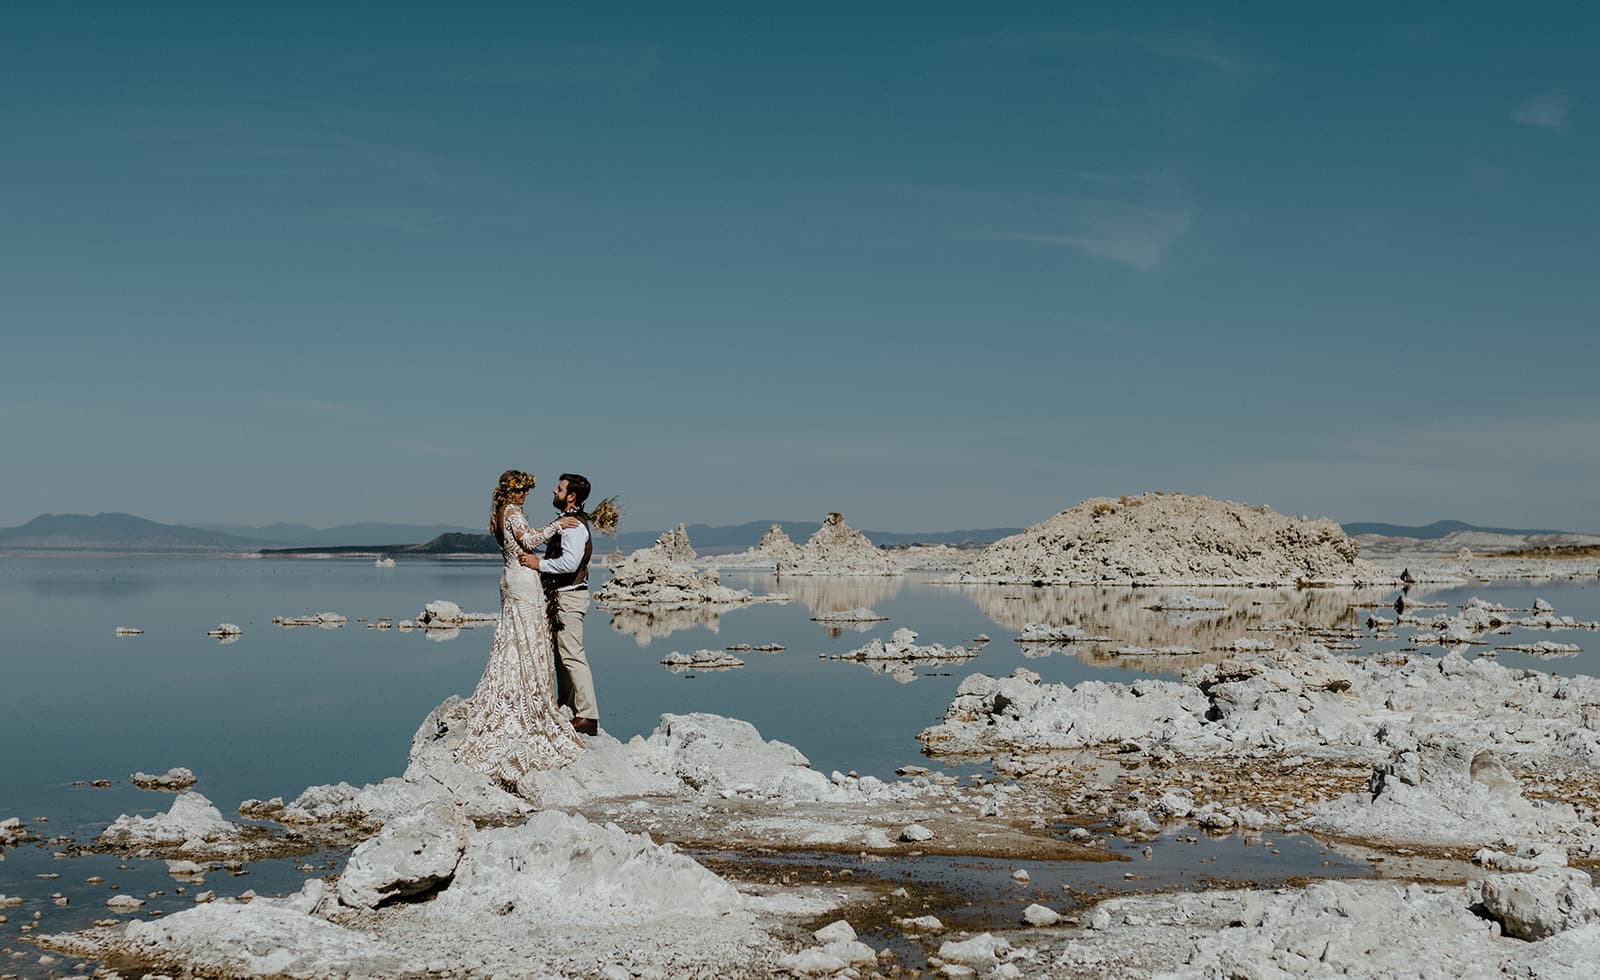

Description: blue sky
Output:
[3,3,1596,533]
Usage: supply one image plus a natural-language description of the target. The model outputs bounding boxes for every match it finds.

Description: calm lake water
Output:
[2,555,1597,972]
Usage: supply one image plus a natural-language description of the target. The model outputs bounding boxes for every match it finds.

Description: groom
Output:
[519,473,599,736]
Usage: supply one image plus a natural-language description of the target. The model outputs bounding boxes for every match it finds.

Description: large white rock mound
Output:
[648,523,697,563]
[711,523,804,569]
[777,512,902,576]
[963,493,1388,585]
[597,523,786,609]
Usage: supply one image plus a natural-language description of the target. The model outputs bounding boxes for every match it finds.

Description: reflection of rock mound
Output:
[777,513,902,577]
[963,494,1389,586]
[596,524,787,612]
[950,585,1382,658]
[606,605,726,646]
[779,574,905,618]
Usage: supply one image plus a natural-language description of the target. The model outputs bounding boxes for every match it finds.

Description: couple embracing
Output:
[454,470,601,786]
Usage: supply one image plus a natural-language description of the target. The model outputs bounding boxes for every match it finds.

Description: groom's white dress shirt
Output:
[542,520,591,592]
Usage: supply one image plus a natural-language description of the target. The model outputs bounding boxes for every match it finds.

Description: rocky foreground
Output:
[36,594,1600,978]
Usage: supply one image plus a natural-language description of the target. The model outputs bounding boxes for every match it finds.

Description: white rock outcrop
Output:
[1480,867,1600,940]
[597,525,788,610]
[416,600,494,628]
[777,512,903,576]
[922,645,1600,853]
[963,493,1389,586]
[98,792,245,855]
[130,767,198,791]
[826,628,973,663]
[50,809,795,978]
[1304,741,1585,848]
[660,650,745,671]
[272,612,347,628]
[336,801,472,909]
[710,523,804,570]
[1055,878,1600,978]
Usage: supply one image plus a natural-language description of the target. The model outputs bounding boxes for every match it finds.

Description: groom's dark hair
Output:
[559,473,591,509]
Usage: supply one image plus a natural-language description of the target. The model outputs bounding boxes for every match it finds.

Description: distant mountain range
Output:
[4,512,1584,556]
[0,513,275,552]
[191,521,481,547]
[1341,520,1578,539]
[0,512,1023,555]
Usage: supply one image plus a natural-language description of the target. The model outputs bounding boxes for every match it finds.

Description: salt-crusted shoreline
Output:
[44,599,1600,979]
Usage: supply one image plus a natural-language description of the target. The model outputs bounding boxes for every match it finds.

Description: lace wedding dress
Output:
[454,505,585,784]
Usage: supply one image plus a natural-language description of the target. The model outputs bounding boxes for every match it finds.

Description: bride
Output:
[454,470,587,784]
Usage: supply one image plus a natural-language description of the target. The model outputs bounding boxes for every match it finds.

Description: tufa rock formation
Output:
[777,513,902,577]
[962,493,1388,586]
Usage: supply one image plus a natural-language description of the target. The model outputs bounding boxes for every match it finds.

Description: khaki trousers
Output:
[551,588,597,720]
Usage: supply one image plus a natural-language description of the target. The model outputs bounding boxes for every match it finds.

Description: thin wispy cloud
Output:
[679,434,962,468]
[91,106,529,207]
[262,396,353,416]
[0,403,100,422]
[954,30,1244,73]
[1511,91,1571,131]
[903,183,1192,271]
[435,41,662,88]
[1063,315,1143,340]
[978,202,1191,270]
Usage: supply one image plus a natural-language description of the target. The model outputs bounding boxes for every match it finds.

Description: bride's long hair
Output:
[488,470,537,546]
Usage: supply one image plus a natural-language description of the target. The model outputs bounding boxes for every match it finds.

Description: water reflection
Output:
[943,584,1393,672]
[774,575,905,617]
[23,568,167,599]
[607,606,725,645]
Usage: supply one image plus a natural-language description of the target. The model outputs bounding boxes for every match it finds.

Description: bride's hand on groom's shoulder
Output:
[559,516,582,529]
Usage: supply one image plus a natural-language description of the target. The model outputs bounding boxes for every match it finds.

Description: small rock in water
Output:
[131,767,198,791]
[896,914,944,933]
[105,894,144,912]
[1011,868,1031,883]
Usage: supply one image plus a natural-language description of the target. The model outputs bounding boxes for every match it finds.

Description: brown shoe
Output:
[572,717,599,736]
